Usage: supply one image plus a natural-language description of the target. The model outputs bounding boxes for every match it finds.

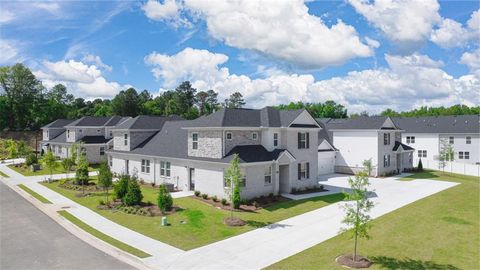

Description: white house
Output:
[319,116,414,176]
[394,115,480,170]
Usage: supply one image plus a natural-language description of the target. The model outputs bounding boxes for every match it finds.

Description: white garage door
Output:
[318,152,335,175]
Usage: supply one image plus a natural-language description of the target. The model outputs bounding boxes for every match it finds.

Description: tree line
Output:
[1,63,478,131]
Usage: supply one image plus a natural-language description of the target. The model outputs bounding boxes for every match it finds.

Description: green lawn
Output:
[8,162,100,176]
[42,179,344,250]
[0,170,9,178]
[267,170,479,270]
[58,210,151,258]
[18,184,52,204]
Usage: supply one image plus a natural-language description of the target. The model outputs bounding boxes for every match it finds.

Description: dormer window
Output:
[226,132,232,140]
[252,132,258,140]
[383,133,390,145]
[124,134,128,146]
[192,133,198,149]
[273,133,278,147]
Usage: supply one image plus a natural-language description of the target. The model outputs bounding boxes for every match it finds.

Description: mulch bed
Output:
[291,186,328,195]
[336,254,373,268]
[192,195,290,212]
[97,199,180,217]
[224,217,246,227]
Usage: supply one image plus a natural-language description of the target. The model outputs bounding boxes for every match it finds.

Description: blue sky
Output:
[0,0,478,113]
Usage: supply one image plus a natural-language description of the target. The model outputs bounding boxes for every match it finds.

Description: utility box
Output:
[161,216,168,226]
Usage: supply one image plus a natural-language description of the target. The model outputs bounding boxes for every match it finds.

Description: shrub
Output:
[194,190,201,197]
[221,198,228,205]
[114,174,129,200]
[319,184,324,190]
[157,184,173,213]
[240,198,248,206]
[233,187,241,209]
[123,177,143,206]
[201,193,208,199]
[291,187,297,193]
[98,199,105,205]
[418,159,423,171]
[212,195,218,202]
[268,193,274,198]
[75,154,89,185]
[25,153,38,166]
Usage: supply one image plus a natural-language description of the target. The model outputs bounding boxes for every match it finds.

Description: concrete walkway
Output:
[0,164,458,270]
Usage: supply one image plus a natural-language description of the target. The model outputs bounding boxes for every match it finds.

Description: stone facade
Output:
[187,130,223,159]
[224,130,262,154]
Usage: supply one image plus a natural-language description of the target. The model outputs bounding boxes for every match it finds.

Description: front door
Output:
[279,165,290,193]
[189,168,195,191]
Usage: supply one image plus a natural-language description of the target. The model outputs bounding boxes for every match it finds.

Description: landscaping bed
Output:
[192,192,290,212]
[8,162,99,176]
[291,185,328,195]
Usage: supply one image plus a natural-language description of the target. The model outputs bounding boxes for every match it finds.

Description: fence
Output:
[419,159,480,177]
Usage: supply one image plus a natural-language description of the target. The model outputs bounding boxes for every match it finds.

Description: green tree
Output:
[418,158,423,171]
[196,89,219,115]
[6,139,17,158]
[0,64,45,130]
[437,138,454,174]
[98,162,113,203]
[341,168,374,263]
[75,154,89,193]
[114,174,130,200]
[224,154,243,213]
[224,92,245,109]
[175,81,197,117]
[157,184,173,214]
[41,150,57,182]
[111,87,141,116]
[362,158,373,177]
[17,140,30,157]
[61,157,74,181]
[25,152,38,166]
[123,175,143,206]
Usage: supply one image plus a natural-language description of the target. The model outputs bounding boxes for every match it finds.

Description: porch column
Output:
[274,162,280,195]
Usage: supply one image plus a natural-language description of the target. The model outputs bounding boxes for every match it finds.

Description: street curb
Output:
[2,179,152,270]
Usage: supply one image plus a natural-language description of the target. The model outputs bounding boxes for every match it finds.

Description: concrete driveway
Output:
[0,181,134,270]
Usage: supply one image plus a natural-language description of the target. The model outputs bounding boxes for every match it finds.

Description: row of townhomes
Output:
[41,109,480,199]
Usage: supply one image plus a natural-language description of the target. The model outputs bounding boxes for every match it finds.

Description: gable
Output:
[318,139,335,151]
[289,110,319,127]
[382,117,398,129]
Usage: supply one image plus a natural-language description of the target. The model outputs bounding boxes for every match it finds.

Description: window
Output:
[465,152,470,159]
[252,132,258,140]
[297,132,310,149]
[79,129,83,133]
[273,133,278,147]
[417,150,427,158]
[264,166,272,185]
[141,159,150,174]
[99,147,105,156]
[109,156,112,167]
[67,130,70,138]
[466,136,471,144]
[124,134,128,146]
[383,133,390,145]
[383,154,390,167]
[46,130,49,138]
[226,132,232,140]
[97,129,101,133]
[109,130,113,137]
[449,136,454,144]
[406,136,415,144]
[297,162,310,180]
[160,161,171,177]
[459,152,470,160]
[192,133,198,150]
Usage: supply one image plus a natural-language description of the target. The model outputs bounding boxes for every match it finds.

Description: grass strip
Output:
[57,210,151,258]
[0,170,9,178]
[18,184,52,204]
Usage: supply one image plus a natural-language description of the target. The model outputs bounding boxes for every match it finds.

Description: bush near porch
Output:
[42,179,344,250]
[267,170,479,270]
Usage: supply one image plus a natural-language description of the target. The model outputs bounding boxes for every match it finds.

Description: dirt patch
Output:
[224,217,246,227]
[336,254,373,268]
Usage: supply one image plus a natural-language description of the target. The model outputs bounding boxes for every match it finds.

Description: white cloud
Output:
[146,48,478,113]
[348,0,441,50]
[142,0,190,27]
[82,54,112,72]
[0,9,14,24]
[34,59,128,98]
[365,37,380,48]
[154,0,374,69]
[0,40,20,64]
[145,47,229,87]
[32,2,61,14]
[430,10,480,48]
[460,49,480,76]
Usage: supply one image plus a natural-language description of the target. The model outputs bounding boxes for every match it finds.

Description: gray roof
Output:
[225,145,286,163]
[393,141,414,151]
[393,115,480,134]
[48,131,67,143]
[67,116,123,127]
[315,118,335,147]
[187,107,307,128]
[42,119,74,129]
[79,136,110,144]
[112,115,183,130]
[324,116,398,130]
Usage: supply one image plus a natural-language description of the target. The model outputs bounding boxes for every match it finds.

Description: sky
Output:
[0,0,478,114]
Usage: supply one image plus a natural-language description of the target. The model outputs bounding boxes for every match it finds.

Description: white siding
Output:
[333,131,378,170]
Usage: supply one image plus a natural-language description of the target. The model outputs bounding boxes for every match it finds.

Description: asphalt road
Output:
[0,181,135,270]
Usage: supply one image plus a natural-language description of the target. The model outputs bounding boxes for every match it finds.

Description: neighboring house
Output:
[41,116,129,163]
[393,115,480,167]
[320,116,414,176]
[107,107,326,199]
